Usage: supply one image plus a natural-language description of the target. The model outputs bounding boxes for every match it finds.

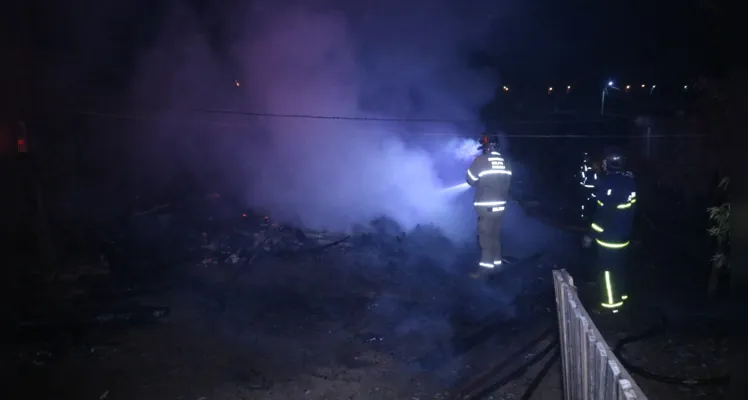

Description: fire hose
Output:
[612,308,729,387]
[452,324,558,400]
[458,338,559,400]
[454,298,726,399]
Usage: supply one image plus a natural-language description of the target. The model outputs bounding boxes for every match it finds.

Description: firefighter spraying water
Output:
[465,135,512,278]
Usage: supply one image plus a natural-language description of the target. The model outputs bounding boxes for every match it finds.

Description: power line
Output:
[72,110,707,139]
[185,107,657,126]
[472,133,705,138]
[187,108,479,123]
[77,108,617,125]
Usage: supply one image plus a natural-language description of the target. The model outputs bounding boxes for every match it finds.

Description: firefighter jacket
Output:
[579,155,597,189]
[589,171,636,246]
[466,151,512,211]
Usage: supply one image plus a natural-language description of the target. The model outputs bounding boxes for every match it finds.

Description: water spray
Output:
[441,182,470,194]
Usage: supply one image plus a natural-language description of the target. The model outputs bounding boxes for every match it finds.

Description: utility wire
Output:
[76,109,614,124]
[72,110,706,139]
[426,133,704,138]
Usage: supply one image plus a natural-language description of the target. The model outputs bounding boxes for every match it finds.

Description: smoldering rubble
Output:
[16,188,557,399]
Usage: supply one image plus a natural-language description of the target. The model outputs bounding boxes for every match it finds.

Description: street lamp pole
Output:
[600,80,619,116]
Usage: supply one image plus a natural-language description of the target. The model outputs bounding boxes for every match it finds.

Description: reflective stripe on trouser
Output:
[476,207,503,268]
[596,239,629,310]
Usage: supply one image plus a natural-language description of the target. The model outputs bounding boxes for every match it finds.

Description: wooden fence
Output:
[553,269,647,399]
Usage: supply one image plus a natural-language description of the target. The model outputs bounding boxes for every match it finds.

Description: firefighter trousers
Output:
[476,207,503,268]
[580,189,596,220]
[596,243,628,310]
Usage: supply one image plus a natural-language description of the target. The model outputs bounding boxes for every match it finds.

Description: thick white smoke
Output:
[235,4,495,240]
[124,1,498,242]
[446,138,483,161]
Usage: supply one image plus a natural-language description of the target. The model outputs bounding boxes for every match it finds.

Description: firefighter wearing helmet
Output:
[583,147,636,313]
[465,134,512,278]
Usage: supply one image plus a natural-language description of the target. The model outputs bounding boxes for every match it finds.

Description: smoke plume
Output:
[236,3,495,240]
[127,1,498,242]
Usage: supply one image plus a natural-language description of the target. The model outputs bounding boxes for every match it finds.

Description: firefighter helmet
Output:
[603,147,625,171]
[478,134,497,152]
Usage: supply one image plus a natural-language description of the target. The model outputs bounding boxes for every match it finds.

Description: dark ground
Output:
[11,183,728,399]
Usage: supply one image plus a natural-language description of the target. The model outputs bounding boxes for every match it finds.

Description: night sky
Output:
[24,0,721,108]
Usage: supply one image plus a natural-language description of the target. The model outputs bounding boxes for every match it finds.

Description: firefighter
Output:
[582,147,636,313]
[579,152,598,221]
[466,135,512,278]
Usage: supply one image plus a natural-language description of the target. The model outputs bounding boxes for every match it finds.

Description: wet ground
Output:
[12,195,728,399]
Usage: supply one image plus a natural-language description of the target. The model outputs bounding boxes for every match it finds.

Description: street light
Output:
[601,80,619,116]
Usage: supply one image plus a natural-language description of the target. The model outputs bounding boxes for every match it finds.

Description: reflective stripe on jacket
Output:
[466,151,512,209]
[589,171,636,244]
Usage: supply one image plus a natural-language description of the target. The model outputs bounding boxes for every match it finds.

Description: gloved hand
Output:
[582,235,593,248]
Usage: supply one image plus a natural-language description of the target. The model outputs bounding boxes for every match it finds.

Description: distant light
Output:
[652,85,656,88]
[234,80,241,87]
[625,85,631,90]
[567,85,571,89]
[641,84,646,88]
[683,85,688,90]
[608,81,614,86]
[503,86,509,92]
[548,86,553,93]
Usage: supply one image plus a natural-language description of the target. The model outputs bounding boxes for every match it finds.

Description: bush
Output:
[707,177,730,270]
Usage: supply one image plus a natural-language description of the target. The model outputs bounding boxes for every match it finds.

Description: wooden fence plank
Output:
[606,359,622,399]
[585,330,598,399]
[579,316,590,400]
[571,303,583,400]
[555,272,572,400]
